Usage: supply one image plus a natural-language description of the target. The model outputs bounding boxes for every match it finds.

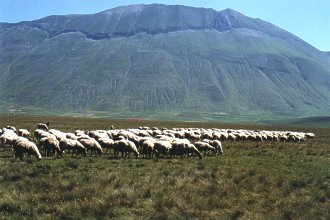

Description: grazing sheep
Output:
[16,136,29,143]
[34,129,52,141]
[79,138,103,156]
[201,131,213,140]
[141,139,155,159]
[39,137,63,157]
[210,140,223,156]
[13,140,42,161]
[18,129,30,138]
[305,133,315,139]
[97,138,114,155]
[0,131,18,150]
[5,126,17,133]
[228,133,237,141]
[255,135,263,142]
[194,141,216,155]
[219,132,228,141]
[184,131,201,141]
[59,139,87,156]
[183,143,203,159]
[36,123,49,131]
[153,140,172,159]
[279,135,288,142]
[66,133,78,140]
[49,129,66,141]
[288,135,297,142]
[113,140,139,158]
[75,130,86,137]
[171,139,190,157]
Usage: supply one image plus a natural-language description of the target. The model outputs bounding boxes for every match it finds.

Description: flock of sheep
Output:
[0,123,315,161]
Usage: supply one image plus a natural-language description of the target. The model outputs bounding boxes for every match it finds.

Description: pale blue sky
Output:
[1,0,329,51]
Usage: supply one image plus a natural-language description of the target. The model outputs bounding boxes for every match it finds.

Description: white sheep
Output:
[39,137,62,157]
[79,138,103,156]
[59,138,87,156]
[36,123,49,131]
[13,140,42,161]
[153,140,172,159]
[5,126,17,133]
[0,131,18,150]
[184,143,203,159]
[113,140,139,158]
[141,139,156,159]
[97,137,114,155]
[210,140,223,155]
[18,129,30,138]
[194,141,216,155]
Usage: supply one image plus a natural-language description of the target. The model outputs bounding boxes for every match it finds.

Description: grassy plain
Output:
[0,115,329,219]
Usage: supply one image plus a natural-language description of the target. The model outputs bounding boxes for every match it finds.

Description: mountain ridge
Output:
[0,4,329,120]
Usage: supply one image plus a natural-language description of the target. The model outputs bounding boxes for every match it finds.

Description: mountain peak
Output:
[100,4,145,15]
[1,4,329,118]
[221,8,243,16]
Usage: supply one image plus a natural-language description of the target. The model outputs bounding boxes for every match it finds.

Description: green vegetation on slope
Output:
[0,4,330,119]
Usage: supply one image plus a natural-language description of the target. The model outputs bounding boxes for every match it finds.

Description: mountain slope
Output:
[0,4,330,119]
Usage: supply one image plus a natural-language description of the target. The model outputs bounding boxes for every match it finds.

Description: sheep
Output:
[5,126,17,133]
[181,143,203,159]
[79,138,103,156]
[13,140,42,161]
[279,135,288,142]
[288,135,297,142]
[66,133,78,140]
[97,138,114,155]
[34,129,51,141]
[203,139,222,155]
[75,130,86,137]
[210,140,223,156]
[152,130,162,136]
[185,132,201,141]
[59,139,87,156]
[88,130,107,140]
[171,139,190,157]
[228,133,237,141]
[219,132,228,141]
[156,135,175,143]
[16,136,29,143]
[0,131,18,150]
[141,139,155,159]
[49,129,66,141]
[39,137,63,157]
[18,129,30,138]
[255,135,263,142]
[36,122,49,131]
[305,133,315,139]
[201,131,213,140]
[194,141,216,155]
[129,135,143,150]
[153,140,172,159]
[113,140,139,158]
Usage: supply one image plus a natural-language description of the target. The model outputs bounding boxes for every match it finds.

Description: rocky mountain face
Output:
[0,4,329,119]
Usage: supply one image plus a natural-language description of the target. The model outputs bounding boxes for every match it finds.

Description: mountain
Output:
[0,4,330,120]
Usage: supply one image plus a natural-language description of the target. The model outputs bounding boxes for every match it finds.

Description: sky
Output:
[0,0,329,51]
